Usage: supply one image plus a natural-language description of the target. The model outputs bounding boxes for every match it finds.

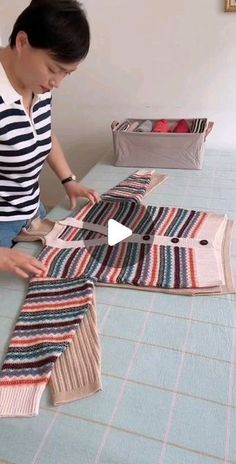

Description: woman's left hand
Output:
[64,182,100,209]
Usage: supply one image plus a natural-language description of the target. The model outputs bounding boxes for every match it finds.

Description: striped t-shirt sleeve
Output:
[0,93,52,221]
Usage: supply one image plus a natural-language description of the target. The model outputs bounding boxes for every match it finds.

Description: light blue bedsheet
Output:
[0,150,236,464]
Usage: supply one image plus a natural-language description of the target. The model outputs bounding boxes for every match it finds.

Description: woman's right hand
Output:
[0,247,47,279]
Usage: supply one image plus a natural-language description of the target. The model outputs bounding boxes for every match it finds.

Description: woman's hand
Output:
[0,248,47,279]
[64,182,100,210]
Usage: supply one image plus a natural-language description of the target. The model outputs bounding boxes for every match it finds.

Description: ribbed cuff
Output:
[51,380,102,406]
[0,384,46,418]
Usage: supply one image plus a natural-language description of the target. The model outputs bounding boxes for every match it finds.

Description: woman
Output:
[0,0,100,278]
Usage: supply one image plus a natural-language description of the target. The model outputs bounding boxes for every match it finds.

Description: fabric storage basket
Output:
[111,118,214,170]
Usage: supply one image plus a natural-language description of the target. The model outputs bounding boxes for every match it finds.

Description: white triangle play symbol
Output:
[108,219,132,246]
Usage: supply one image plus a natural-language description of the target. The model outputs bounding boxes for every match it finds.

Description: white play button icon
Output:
[108,219,132,246]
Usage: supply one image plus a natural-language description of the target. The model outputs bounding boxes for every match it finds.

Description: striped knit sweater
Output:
[39,201,227,290]
[0,169,232,417]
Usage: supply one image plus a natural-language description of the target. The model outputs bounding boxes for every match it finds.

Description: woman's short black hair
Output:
[9,0,90,63]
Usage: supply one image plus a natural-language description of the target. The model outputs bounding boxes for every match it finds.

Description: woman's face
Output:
[15,31,79,94]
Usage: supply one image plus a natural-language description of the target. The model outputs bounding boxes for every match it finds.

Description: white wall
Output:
[0,0,235,206]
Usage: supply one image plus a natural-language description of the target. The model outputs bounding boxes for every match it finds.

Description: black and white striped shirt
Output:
[0,63,52,221]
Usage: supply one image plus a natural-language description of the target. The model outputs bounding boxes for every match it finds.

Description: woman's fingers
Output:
[0,248,47,279]
[87,189,101,203]
[13,267,31,279]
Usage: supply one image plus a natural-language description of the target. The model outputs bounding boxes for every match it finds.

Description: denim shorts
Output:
[0,203,47,248]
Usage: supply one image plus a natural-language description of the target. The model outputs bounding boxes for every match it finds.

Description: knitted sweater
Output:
[0,169,234,417]
[39,200,228,291]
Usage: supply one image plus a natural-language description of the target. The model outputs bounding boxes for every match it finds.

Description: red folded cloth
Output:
[173,119,190,133]
[153,119,170,133]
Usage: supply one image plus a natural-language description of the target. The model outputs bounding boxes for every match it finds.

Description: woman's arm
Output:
[47,134,100,209]
[47,133,73,181]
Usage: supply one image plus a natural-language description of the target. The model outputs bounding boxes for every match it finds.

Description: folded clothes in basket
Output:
[153,119,171,133]
[111,118,214,169]
[173,119,190,133]
[112,118,208,134]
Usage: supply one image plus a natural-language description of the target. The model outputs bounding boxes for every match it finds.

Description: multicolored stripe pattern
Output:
[101,171,152,203]
[61,202,207,239]
[38,203,207,289]
[0,278,94,387]
[0,171,221,417]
